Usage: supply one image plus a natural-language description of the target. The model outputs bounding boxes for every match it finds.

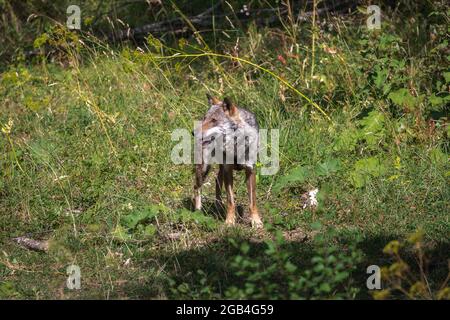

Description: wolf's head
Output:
[194,94,259,168]
[193,94,241,146]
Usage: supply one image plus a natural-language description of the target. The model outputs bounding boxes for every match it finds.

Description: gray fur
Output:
[195,103,259,169]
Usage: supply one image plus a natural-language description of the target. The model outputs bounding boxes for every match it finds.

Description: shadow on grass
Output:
[181,196,246,222]
[120,230,450,299]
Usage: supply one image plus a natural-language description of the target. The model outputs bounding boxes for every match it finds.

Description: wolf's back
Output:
[235,107,259,169]
[239,108,259,131]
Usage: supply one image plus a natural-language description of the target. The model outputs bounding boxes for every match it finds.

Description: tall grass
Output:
[0,1,448,299]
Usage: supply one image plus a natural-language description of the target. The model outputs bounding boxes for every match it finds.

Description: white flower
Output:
[302,188,319,209]
[308,188,319,207]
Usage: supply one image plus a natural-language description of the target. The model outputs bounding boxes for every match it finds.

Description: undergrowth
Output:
[0,1,448,299]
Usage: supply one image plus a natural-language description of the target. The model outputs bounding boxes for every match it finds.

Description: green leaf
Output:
[121,205,159,229]
[430,148,447,165]
[429,94,443,108]
[358,110,386,148]
[333,127,360,152]
[334,271,350,282]
[143,224,157,237]
[349,156,387,188]
[388,88,417,109]
[311,256,324,263]
[443,72,450,83]
[178,209,217,230]
[373,66,388,89]
[319,283,331,293]
[0,282,21,298]
[241,243,250,254]
[273,165,310,194]
[111,225,131,242]
[285,261,297,273]
[313,264,325,272]
[315,159,341,177]
[310,221,322,231]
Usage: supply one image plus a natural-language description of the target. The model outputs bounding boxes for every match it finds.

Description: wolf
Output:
[192,94,263,228]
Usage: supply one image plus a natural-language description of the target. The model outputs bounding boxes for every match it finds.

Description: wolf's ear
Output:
[206,93,220,105]
[223,97,237,116]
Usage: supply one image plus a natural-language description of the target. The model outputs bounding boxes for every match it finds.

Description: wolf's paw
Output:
[250,217,263,229]
[225,218,236,226]
[193,196,202,211]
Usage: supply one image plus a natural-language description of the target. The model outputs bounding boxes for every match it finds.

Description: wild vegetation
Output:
[0,0,449,299]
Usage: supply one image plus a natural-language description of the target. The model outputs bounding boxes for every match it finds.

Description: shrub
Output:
[170,225,362,299]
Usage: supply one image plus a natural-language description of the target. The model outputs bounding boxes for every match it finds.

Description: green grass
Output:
[0,4,449,299]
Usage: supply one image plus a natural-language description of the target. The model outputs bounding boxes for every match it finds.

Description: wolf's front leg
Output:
[223,164,236,225]
[215,165,224,210]
[194,163,210,210]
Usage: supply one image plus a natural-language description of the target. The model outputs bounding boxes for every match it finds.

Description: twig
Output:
[12,237,49,252]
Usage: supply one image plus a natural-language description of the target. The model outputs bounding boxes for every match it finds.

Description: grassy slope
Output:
[0,9,449,299]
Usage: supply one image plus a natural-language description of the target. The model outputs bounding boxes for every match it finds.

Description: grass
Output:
[0,2,449,299]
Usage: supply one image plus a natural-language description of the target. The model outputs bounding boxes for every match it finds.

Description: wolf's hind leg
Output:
[245,167,263,228]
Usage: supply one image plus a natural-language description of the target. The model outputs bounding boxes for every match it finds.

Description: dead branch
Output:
[12,236,49,252]
[112,0,356,41]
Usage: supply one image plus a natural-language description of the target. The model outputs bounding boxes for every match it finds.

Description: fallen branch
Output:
[112,0,356,41]
[12,237,49,252]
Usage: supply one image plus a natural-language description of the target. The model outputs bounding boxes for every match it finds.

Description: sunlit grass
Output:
[0,3,448,299]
